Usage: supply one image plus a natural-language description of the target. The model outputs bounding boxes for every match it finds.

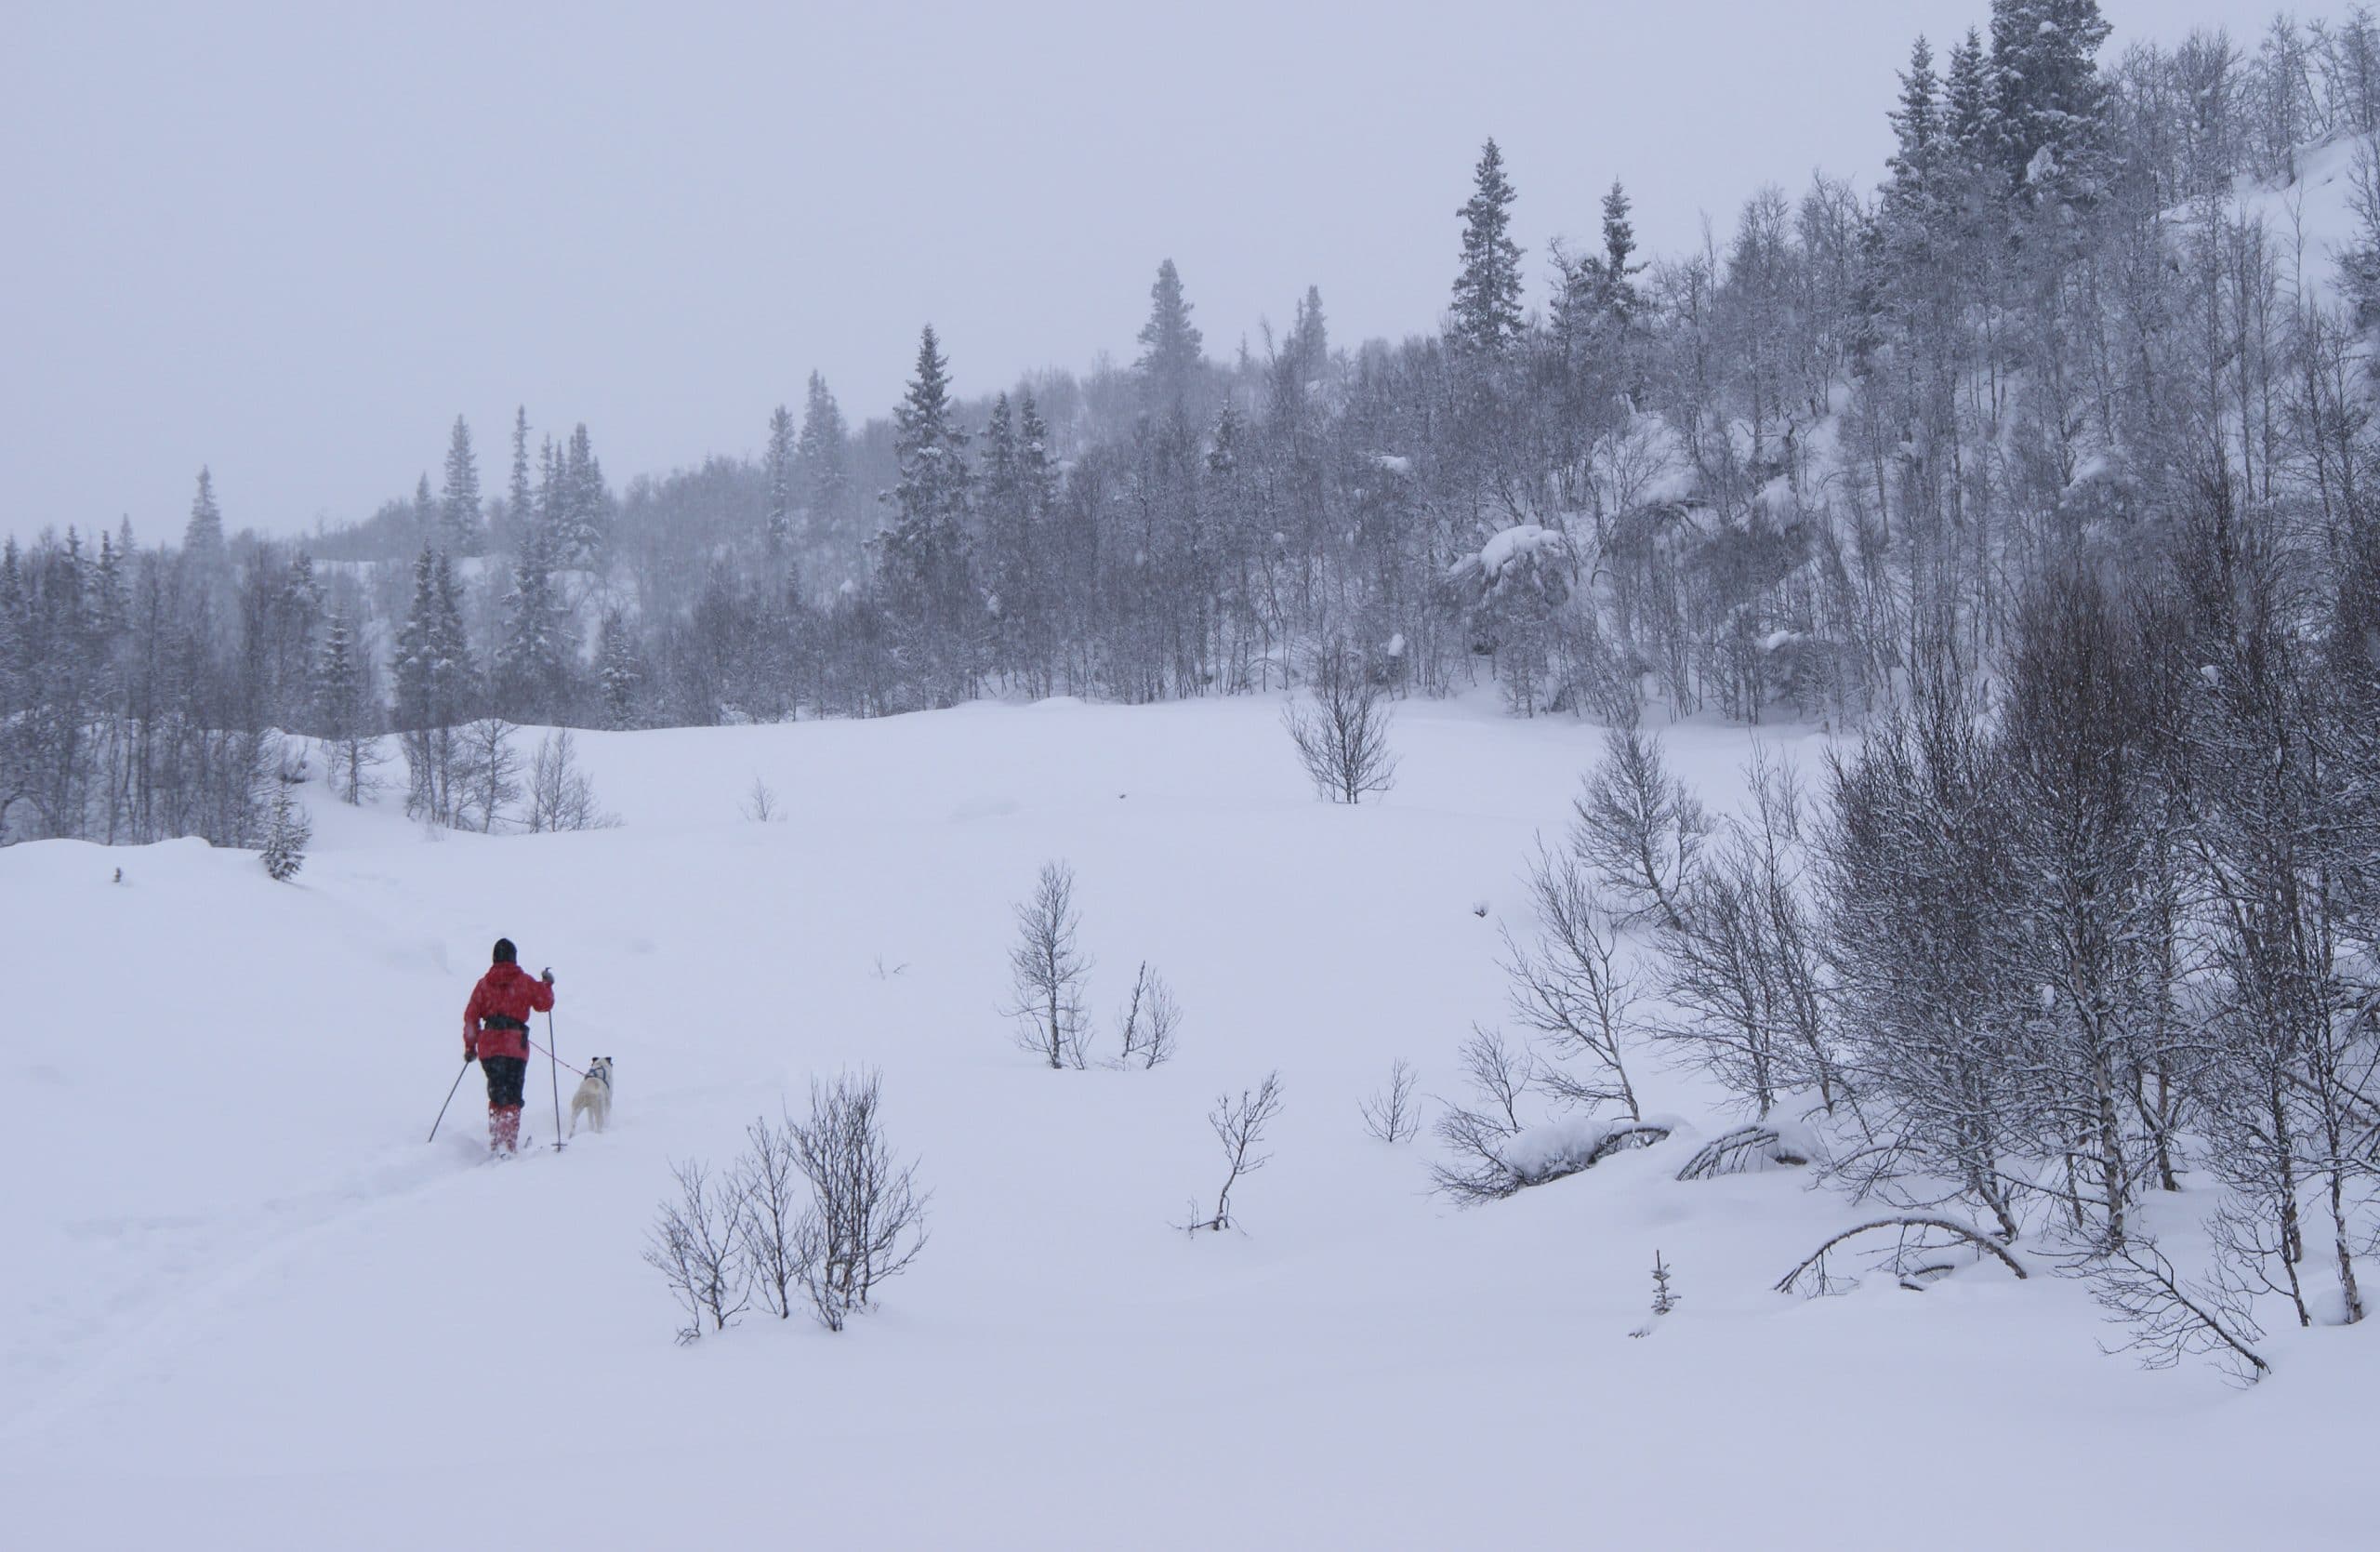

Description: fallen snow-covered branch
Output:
[1774,1216,2028,1297]
[2076,1238,2270,1385]
[1673,1123,1811,1182]
[1432,1115,1673,1205]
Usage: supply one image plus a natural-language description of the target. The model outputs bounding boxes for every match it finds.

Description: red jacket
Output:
[464,962,555,1062]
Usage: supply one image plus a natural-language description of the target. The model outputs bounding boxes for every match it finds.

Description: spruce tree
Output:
[765,404,797,554]
[979,393,1030,681]
[508,406,534,544]
[597,609,642,730]
[496,518,573,723]
[1598,179,1642,323]
[90,530,130,640]
[0,537,21,722]
[314,606,378,803]
[1294,285,1329,377]
[261,776,311,882]
[1886,35,1944,199]
[559,423,606,563]
[797,371,851,539]
[413,472,439,549]
[1136,259,1205,414]
[1990,0,2112,202]
[1449,138,1525,358]
[873,325,979,708]
[184,467,225,558]
[442,416,481,555]
[393,548,473,822]
[1943,29,2003,194]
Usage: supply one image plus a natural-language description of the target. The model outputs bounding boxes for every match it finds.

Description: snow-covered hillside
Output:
[3,697,2372,1550]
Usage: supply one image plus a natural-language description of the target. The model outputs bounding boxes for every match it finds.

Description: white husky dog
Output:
[568,1056,615,1135]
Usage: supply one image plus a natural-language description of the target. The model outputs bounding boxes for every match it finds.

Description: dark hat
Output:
[493,937,517,964]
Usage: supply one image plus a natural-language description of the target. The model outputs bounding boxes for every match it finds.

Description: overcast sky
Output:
[1,0,2298,544]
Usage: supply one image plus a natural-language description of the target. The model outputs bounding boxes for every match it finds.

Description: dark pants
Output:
[483,1055,527,1108]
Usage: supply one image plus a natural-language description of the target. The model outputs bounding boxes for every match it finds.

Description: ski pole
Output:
[546,1007,565,1152]
[429,1058,471,1143]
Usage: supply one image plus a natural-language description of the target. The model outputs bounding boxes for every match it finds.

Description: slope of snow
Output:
[1,696,2372,1550]
[2231,131,2373,300]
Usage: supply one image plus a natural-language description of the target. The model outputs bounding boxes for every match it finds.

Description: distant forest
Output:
[9,1,2380,845]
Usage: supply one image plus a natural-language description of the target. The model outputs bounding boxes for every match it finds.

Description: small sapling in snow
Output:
[261,781,311,882]
[1188,1071,1285,1233]
[1358,1059,1421,1143]
[1114,961,1182,1069]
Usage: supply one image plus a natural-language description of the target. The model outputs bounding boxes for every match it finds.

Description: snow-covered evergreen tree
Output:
[393,549,474,823]
[496,516,575,723]
[765,403,797,556]
[1449,138,1525,358]
[1136,259,1205,415]
[871,326,978,708]
[506,406,534,547]
[183,467,224,559]
[260,776,310,882]
[441,415,481,556]
[313,607,380,804]
[1990,0,2112,204]
[557,422,607,563]
[598,608,642,730]
[796,371,851,545]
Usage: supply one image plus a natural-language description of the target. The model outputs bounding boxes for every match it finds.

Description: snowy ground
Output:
[2,696,2370,1550]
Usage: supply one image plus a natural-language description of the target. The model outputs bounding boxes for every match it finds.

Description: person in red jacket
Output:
[464,937,556,1155]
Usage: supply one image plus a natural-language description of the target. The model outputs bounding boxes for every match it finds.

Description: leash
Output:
[531,1037,588,1080]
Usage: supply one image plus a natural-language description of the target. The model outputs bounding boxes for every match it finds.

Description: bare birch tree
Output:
[1006,861,1092,1068]
[1569,723,1708,931]
[1285,638,1398,803]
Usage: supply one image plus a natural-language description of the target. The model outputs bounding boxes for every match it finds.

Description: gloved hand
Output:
[541,967,555,986]
[463,1047,477,1064]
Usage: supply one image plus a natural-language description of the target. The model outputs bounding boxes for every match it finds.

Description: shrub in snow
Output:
[741,776,780,822]
[260,782,311,882]
[696,1074,929,1337]
[644,1158,751,1344]
[737,1115,806,1321]
[1283,638,1397,804]
[1006,861,1092,1069]
[782,1068,927,1333]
